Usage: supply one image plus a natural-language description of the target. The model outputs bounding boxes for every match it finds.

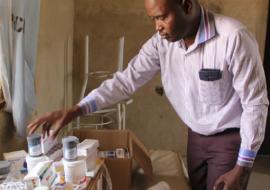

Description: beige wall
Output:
[35,0,74,117]
[73,0,269,154]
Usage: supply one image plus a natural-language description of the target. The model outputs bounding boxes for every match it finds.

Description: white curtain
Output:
[0,0,40,136]
[0,0,12,112]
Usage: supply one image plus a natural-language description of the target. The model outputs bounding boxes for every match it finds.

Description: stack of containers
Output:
[62,136,87,188]
[26,134,49,172]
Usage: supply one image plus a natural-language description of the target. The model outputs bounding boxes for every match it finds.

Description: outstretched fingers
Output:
[28,120,43,135]
[41,122,52,138]
[27,110,70,138]
[51,117,66,139]
[27,115,51,135]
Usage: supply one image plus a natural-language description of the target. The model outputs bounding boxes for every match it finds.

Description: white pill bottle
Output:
[62,136,87,188]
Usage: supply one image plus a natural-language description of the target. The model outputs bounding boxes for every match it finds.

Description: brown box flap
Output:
[128,130,153,177]
[105,158,132,189]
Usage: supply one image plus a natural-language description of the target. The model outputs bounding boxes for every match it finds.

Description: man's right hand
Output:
[27,105,83,138]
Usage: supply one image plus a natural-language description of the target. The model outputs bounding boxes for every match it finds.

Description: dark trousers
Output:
[187,128,243,190]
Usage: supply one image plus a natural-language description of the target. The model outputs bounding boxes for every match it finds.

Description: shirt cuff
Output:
[77,97,97,115]
[237,147,257,168]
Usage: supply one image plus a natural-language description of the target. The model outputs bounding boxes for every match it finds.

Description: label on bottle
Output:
[29,144,42,157]
[64,148,77,160]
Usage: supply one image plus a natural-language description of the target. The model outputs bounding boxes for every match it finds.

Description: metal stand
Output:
[75,35,132,130]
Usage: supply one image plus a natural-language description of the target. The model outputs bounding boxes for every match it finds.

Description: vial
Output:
[62,136,79,161]
[27,134,42,157]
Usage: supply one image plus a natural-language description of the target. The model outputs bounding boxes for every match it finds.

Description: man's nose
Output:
[155,21,163,32]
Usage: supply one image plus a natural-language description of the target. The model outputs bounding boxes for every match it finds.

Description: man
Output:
[28,0,269,189]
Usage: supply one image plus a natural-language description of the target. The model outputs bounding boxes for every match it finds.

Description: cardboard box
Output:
[73,129,153,190]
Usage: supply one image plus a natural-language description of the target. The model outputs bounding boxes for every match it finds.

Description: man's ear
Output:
[182,0,193,14]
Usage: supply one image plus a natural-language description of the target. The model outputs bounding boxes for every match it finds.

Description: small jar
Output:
[27,134,42,157]
[62,136,79,161]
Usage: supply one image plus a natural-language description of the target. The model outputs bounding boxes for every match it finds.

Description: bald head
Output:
[144,0,177,11]
[144,0,199,10]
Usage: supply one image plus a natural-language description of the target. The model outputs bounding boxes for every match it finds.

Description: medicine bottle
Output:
[27,134,42,157]
[62,136,79,161]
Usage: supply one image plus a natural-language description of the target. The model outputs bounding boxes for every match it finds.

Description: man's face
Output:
[145,0,189,42]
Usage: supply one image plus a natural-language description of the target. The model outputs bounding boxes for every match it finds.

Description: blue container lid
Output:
[27,134,42,146]
[62,136,79,149]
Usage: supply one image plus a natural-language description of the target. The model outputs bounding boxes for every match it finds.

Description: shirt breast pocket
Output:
[198,69,227,105]
[199,78,226,105]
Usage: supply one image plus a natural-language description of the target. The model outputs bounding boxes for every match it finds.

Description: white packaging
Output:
[0,181,25,190]
[26,154,49,172]
[51,183,81,190]
[77,139,99,171]
[24,160,57,189]
[77,139,99,155]
[3,150,27,161]
[116,148,125,158]
[24,176,40,189]
[42,135,58,155]
[45,143,63,161]
[84,150,98,172]
[41,162,57,186]
[63,157,87,188]
[3,150,27,173]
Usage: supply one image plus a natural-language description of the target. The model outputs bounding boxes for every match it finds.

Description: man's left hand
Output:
[213,165,251,190]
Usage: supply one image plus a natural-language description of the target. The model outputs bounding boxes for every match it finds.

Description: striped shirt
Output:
[78,7,269,167]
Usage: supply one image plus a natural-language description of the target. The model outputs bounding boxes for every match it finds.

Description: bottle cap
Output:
[27,134,41,147]
[62,136,79,149]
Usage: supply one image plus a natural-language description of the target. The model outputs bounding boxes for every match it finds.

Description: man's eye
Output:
[157,14,169,21]
[159,16,166,20]
[150,15,167,21]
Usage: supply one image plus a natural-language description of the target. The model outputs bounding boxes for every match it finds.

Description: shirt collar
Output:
[178,7,217,50]
[197,6,217,45]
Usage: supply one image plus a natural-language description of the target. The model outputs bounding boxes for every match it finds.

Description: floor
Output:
[247,155,270,190]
